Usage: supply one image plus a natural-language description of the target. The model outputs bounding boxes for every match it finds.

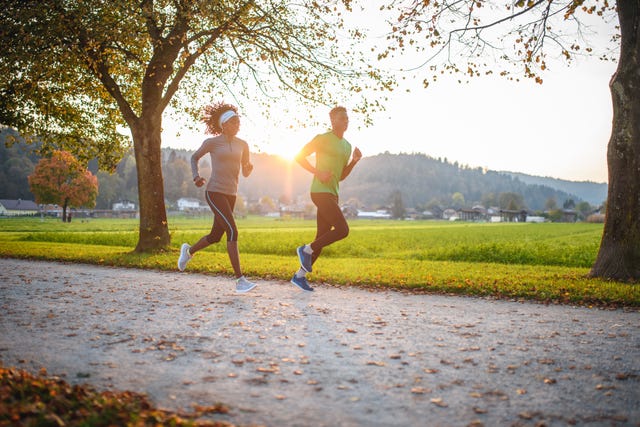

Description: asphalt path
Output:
[1,258,639,426]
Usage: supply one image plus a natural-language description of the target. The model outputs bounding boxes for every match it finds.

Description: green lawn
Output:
[1,216,637,307]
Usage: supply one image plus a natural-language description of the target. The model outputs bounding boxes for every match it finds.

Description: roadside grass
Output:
[1,216,637,307]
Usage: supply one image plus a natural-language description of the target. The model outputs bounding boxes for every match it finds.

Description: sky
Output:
[161,4,618,184]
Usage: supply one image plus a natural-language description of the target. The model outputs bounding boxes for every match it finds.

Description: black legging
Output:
[204,192,238,243]
[309,192,349,264]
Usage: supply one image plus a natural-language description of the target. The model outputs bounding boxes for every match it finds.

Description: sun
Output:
[252,129,309,162]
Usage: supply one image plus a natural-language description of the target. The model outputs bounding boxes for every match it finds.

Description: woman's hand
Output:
[194,177,206,187]
[242,161,253,177]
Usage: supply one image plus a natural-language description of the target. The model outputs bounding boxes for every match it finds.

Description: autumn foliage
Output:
[0,364,233,427]
[28,150,98,221]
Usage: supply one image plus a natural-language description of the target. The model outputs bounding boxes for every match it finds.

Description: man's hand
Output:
[316,170,333,183]
[352,147,362,163]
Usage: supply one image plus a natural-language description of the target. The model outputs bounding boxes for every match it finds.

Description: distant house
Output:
[500,209,528,222]
[442,208,458,221]
[0,199,39,216]
[177,197,206,211]
[113,200,136,211]
[458,206,487,222]
[526,216,546,223]
[357,210,391,219]
[561,209,578,223]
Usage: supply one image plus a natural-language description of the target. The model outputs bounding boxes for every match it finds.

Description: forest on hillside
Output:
[1,128,606,214]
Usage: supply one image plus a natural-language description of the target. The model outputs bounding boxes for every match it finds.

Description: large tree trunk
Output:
[131,115,171,252]
[589,1,640,281]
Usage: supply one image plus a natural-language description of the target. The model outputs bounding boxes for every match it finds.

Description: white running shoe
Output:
[178,243,192,271]
[236,276,257,293]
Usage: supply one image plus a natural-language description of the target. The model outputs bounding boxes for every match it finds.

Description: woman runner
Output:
[177,102,256,293]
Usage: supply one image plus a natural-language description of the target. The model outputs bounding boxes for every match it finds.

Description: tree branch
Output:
[160,0,256,111]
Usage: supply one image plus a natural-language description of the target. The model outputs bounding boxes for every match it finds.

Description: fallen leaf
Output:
[430,397,448,407]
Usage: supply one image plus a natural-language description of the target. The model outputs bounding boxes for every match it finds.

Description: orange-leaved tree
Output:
[28,150,98,222]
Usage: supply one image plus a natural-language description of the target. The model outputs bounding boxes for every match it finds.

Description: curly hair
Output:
[201,102,239,135]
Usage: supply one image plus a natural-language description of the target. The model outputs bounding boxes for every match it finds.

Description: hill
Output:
[0,129,606,211]
[336,152,587,211]
[504,172,607,206]
[233,151,594,211]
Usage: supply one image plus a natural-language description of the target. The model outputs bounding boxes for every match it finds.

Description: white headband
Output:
[219,110,237,127]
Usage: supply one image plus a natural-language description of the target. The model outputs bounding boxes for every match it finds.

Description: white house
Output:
[113,200,136,211]
[0,199,39,216]
[357,210,391,219]
[177,197,206,211]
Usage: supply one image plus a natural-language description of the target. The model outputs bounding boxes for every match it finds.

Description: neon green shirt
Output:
[307,131,352,196]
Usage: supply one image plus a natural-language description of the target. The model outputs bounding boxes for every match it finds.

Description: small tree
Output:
[451,192,466,210]
[390,190,406,219]
[500,192,525,211]
[28,150,98,221]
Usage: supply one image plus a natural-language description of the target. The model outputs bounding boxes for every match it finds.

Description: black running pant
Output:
[309,192,349,264]
[204,192,238,243]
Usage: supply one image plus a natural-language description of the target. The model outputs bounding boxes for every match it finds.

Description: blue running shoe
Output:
[297,245,313,273]
[291,274,314,292]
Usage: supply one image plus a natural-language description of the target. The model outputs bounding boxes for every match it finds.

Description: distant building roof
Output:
[0,199,39,211]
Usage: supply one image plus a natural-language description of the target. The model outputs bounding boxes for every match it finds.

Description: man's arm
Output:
[294,141,317,175]
[295,140,333,183]
[340,147,362,181]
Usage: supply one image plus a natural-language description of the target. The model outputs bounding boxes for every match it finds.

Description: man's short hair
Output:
[329,106,347,120]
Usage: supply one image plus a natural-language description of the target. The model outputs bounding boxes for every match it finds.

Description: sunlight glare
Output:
[251,126,312,162]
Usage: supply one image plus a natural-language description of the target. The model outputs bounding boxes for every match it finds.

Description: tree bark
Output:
[589,0,640,281]
[131,115,171,252]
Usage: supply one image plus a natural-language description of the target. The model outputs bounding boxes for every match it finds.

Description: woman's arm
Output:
[241,143,253,177]
[191,140,209,186]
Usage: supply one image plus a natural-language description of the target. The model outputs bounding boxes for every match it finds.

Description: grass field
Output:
[1,216,638,307]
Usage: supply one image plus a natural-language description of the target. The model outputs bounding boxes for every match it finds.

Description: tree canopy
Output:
[0,0,392,251]
[375,0,638,281]
[378,0,618,85]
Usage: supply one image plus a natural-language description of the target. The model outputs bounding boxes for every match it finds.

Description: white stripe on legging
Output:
[206,192,235,241]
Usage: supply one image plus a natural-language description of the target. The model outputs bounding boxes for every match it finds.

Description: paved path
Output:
[1,258,639,426]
